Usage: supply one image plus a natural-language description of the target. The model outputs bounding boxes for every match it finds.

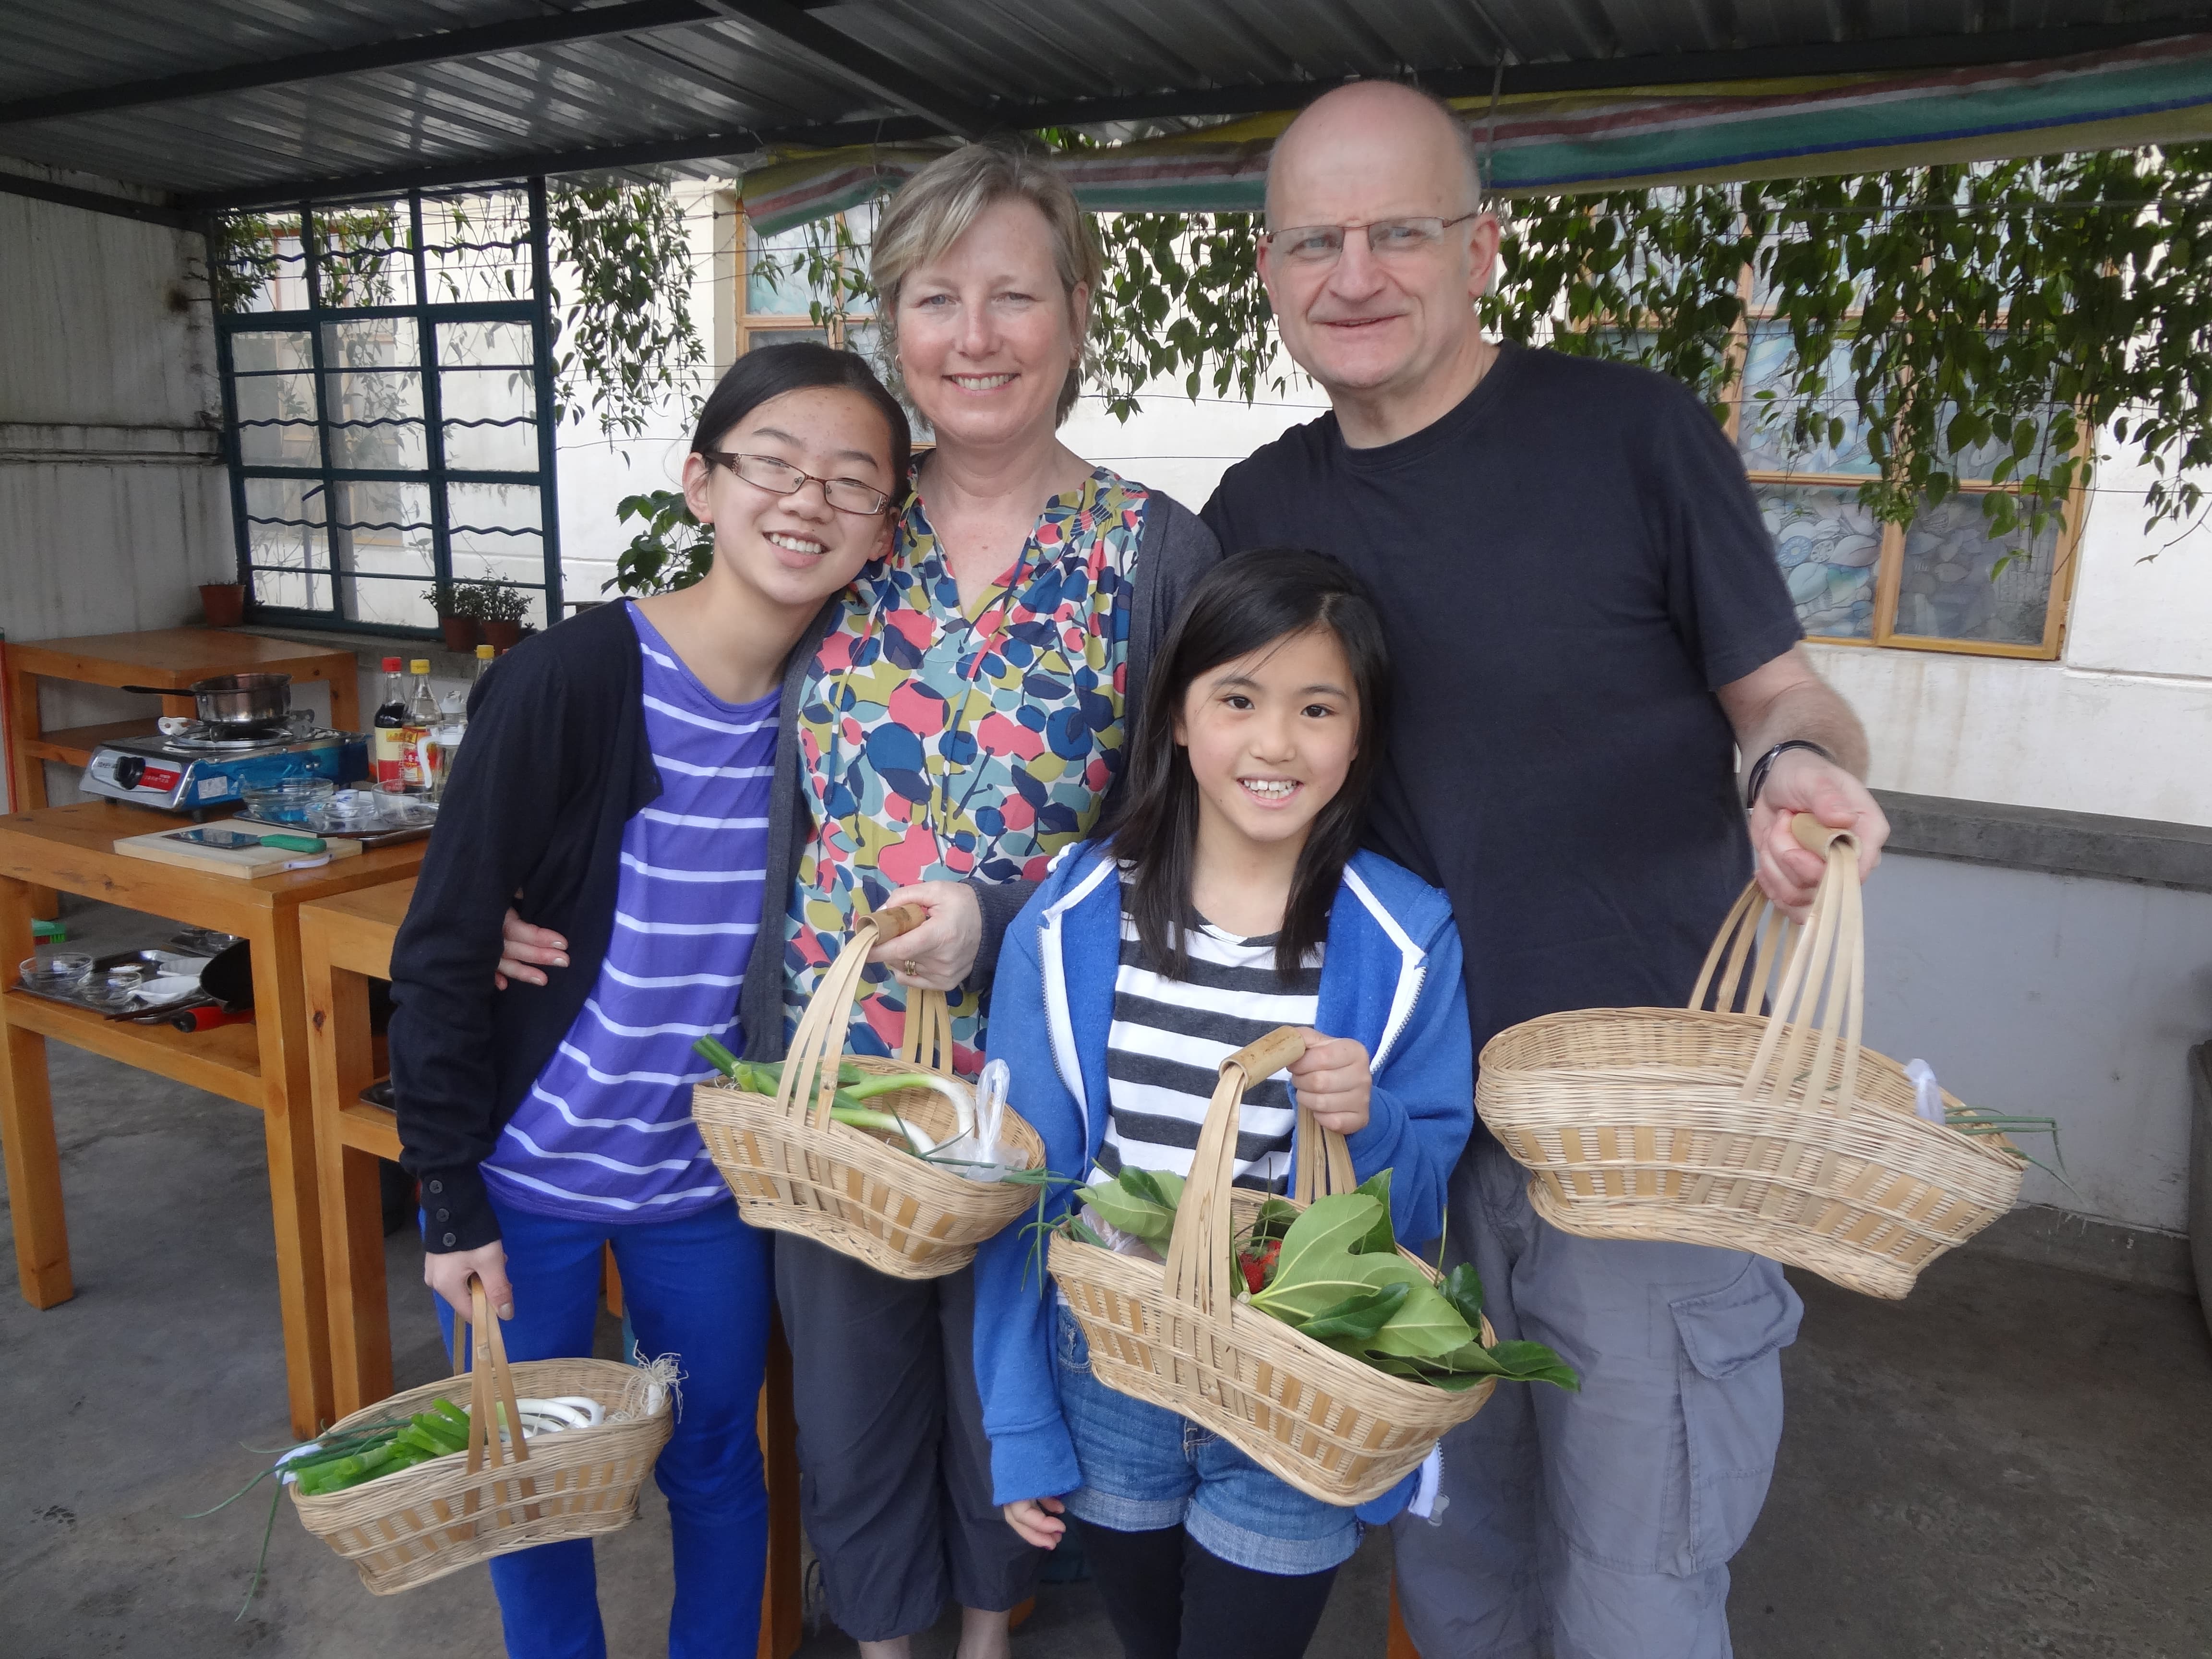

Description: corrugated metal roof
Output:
[0,0,2207,206]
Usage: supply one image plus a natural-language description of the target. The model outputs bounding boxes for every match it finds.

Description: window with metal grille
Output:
[211,182,563,633]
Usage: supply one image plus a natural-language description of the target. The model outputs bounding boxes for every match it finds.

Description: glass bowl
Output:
[240,776,337,825]
[19,952,93,996]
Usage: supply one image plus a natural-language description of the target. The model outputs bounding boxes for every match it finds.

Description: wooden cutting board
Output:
[113,823,364,879]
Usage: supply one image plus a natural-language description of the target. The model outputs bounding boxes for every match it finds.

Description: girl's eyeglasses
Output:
[700,451,894,516]
[1263,212,1483,266]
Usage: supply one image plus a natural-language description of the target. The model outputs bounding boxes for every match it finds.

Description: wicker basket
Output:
[691,904,1046,1280]
[291,1282,673,1594]
[1052,1028,1497,1508]
[1477,814,2024,1298]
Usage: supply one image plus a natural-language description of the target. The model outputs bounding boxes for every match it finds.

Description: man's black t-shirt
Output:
[1202,342,1802,1055]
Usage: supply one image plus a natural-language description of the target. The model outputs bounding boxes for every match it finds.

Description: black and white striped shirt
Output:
[1094,905,1322,1193]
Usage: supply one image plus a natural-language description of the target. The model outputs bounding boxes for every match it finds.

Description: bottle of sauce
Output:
[400,659,437,793]
[372,657,408,791]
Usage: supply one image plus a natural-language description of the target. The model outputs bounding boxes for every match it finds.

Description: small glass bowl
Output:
[85,963,151,1010]
[19,952,93,996]
[241,776,337,824]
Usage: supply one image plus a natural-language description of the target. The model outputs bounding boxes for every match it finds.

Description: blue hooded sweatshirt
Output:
[971,842,1474,1523]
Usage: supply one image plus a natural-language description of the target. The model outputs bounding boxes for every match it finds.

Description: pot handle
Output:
[118,685,183,697]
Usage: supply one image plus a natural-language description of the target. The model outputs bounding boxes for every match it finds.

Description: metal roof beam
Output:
[696,0,991,137]
[0,0,724,127]
[0,169,194,228]
[173,16,2212,212]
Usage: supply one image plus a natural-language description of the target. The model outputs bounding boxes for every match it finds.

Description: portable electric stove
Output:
[81,720,370,815]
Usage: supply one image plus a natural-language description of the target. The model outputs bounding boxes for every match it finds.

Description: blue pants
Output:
[433,1193,773,1659]
[1390,1132,1804,1659]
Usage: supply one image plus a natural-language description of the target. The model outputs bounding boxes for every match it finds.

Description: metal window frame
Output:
[213,180,564,637]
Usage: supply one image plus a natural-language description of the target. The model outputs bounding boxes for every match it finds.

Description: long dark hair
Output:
[1099,548,1392,980]
[691,340,912,487]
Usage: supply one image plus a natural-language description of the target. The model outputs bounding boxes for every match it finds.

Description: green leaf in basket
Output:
[1360,1282,1474,1359]
[1426,1338,1580,1391]
[1289,1282,1409,1345]
[1349,1168,1396,1253]
[1074,1172,1177,1250]
[1437,1262,1486,1329]
[1267,1193,1382,1287]
[1118,1166,1185,1215]
[1249,1245,1425,1322]
[1244,1195,1302,1246]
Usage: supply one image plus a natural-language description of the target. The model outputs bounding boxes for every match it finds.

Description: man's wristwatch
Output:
[1744,740,1836,808]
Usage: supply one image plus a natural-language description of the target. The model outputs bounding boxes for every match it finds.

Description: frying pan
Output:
[117,672,292,731]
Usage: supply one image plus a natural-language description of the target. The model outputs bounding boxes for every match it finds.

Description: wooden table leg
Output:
[253,919,335,1437]
[1388,1575,1423,1659]
[304,925,391,1421]
[0,873,69,1306]
[758,1312,801,1659]
[5,664,59,920]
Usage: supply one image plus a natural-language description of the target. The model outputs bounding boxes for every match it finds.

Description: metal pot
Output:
[120,672,292,730]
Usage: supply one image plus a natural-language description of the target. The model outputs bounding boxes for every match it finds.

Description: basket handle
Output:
[776,905,951,1130]
[1163,1026,1350,1325]
[1688,813,1865,1118]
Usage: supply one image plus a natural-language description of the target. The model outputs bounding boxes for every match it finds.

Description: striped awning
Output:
[742,30,2212,231]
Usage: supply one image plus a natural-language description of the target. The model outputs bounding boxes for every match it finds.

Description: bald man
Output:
[1202,83,1890,1658]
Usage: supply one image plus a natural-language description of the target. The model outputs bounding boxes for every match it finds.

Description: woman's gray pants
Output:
[774,1233,1043,1642]
[1391,1131,1804,1659]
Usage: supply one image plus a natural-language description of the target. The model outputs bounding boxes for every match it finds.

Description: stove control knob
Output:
[114,755,145,789]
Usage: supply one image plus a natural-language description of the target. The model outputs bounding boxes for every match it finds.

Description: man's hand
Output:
[866,881,983,991]
[424,1240,512,1322]
[1290,1030,1372,1136]
[1750,750,1888,916]
[1004,1496,1067,1549]
[496,906,568,989]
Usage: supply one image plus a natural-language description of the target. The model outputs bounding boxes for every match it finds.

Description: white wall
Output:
[1863,853,2212,1236]
[0,168,235,806]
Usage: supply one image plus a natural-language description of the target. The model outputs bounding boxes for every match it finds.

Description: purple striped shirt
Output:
[482,603,773,1222]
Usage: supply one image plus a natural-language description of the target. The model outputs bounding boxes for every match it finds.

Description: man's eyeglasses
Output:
[1263,213,1483,267]
[700,451,895,516]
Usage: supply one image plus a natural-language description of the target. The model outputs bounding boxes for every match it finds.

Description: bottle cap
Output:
[476,644,495,660]
[409,659,431,674]
[382,656,403,671]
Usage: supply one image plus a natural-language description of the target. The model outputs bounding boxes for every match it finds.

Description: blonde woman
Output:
[501,140,1218,1656]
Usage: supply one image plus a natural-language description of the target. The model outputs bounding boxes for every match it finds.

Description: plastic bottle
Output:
[372,657,408,790]
[401,659,436,792]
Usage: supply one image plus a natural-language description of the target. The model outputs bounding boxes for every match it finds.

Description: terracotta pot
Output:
[200,582,247,627]
[481,618,523,652]
[439,613,481,653]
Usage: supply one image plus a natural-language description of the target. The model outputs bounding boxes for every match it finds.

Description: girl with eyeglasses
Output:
[389,342,910,1659]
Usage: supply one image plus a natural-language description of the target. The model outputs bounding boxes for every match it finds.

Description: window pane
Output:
[325,370,425,469]
[746,223,818,316]
[331,480,434,587]
[235,369,320,466]
[440,321,533,368]
[244,476,330,609]
[1894,494,2061,647]
[1936,400,2068,484]
[1757,484,1881,639]
[313,204,413,309]
[449,483,549,626]
[743,326,829,355]
[441,366,539,472]
[218,216,308,313]
[421,190,533,307]
[1737,323,1874,476]
[231,330,314,374]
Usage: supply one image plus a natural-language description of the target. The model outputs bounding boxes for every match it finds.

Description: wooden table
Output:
[0,800,423,1438]
[300,882,804,1658]
[6,628,364,813]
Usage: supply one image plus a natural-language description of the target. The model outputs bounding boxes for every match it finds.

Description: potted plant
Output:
[423,582,481,652]
[199,581,248,627]
[475,581,531,651]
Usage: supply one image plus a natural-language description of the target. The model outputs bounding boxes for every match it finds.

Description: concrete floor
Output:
[4,902,2209,1658]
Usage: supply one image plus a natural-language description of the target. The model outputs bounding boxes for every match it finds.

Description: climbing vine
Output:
[545,179,705,439]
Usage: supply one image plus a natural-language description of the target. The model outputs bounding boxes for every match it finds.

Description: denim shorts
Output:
[1053,1300,1362,1576]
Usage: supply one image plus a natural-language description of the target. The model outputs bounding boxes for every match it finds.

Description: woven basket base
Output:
[695,1069,1045,1281]
[1479,1008,2023,1300]
[1052,1235,1494,1507]
[291,1357,672,1595]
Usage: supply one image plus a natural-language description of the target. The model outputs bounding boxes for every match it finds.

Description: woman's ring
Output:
[903,958,922,978]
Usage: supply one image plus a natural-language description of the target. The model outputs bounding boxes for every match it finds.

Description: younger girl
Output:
[389,343,909,1658]
[970,550,1475,1659]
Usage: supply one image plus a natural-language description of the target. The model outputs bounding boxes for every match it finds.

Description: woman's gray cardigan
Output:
[736,491,1221,1063]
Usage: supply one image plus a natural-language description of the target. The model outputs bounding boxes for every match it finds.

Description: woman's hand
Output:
[866,881,983,991]
[424,1240,513,1322]
[1291,1031,1372,1136]
[1003,1496,1067,1549]
[496,906,569,990]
